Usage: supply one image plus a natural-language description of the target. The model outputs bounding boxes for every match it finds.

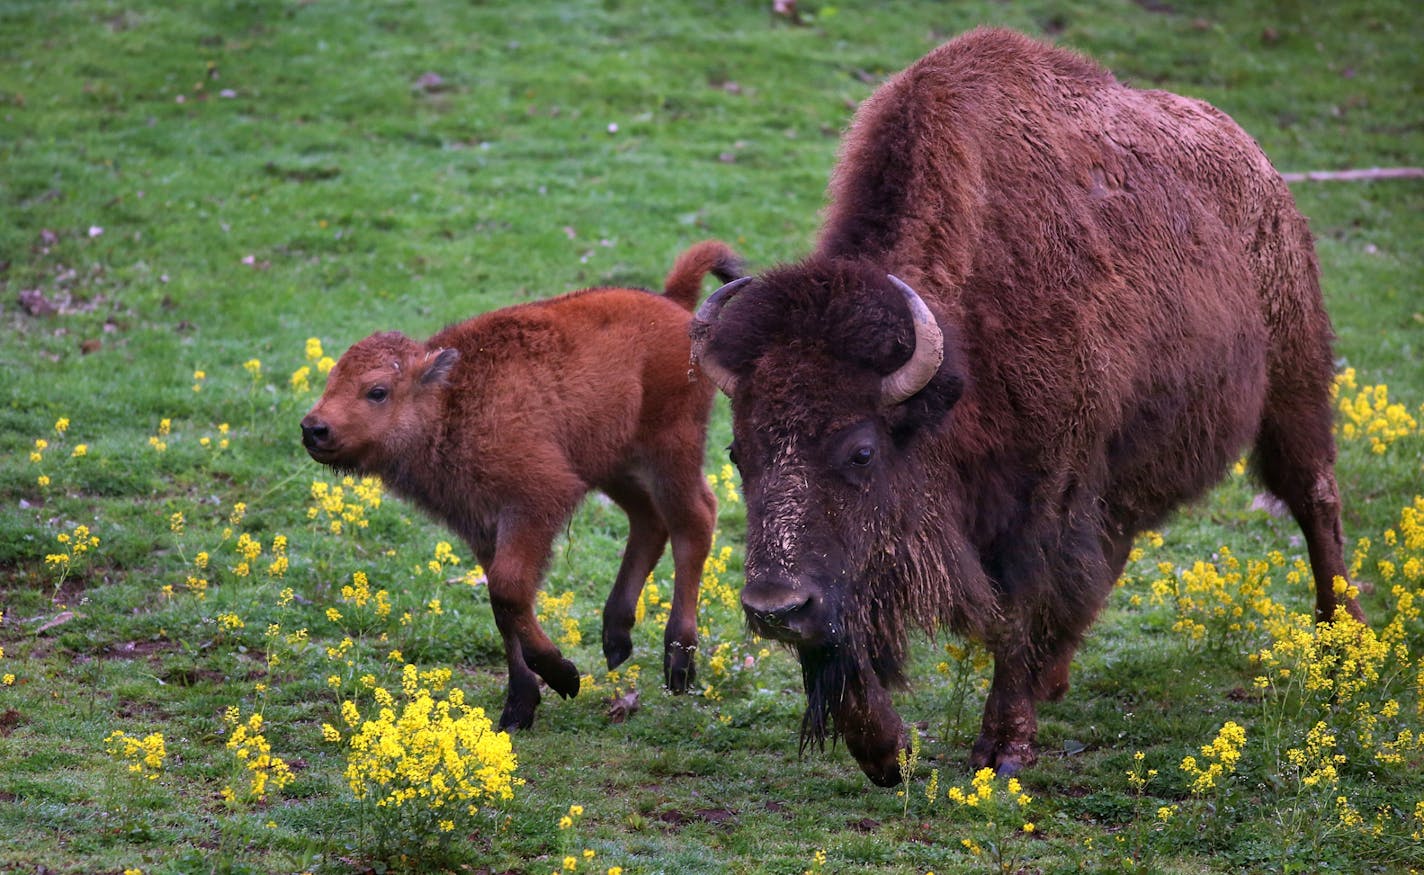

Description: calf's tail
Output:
[662,240,744,311]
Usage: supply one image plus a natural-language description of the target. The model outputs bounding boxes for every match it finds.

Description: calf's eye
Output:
[366,386,389,402]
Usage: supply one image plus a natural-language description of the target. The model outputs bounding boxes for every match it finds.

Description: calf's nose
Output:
[301,415,330,448]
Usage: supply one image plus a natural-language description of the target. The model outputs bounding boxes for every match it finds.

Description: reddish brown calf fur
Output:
[302,241,740,730]
[691,29,1363,785]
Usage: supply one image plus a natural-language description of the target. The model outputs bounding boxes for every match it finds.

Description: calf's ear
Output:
[419,347,460,386]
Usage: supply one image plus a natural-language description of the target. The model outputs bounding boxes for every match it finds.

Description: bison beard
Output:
[690,28,1363,785]
[797,643,852,756]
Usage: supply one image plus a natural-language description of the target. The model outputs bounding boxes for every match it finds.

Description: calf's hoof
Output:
[603,630,634,671]
[498,687,541,732]
[531,653,581,699]
[663,642,697,694]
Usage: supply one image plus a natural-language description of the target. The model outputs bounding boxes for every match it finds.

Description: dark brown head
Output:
[693,258,963,642]
[300,331,460,476]
[690,257,966,778]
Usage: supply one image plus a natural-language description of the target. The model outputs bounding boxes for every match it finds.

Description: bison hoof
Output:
[603,632,634,671]
[664,644,697,694]
[970,734,1037,776]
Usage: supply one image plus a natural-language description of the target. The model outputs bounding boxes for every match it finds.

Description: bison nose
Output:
[741,578,816,637]
[301,416,330,449]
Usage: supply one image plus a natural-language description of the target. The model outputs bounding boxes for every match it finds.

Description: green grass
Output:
[2,1,1422,873]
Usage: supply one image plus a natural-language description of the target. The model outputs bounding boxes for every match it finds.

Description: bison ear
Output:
[419,347,460,386]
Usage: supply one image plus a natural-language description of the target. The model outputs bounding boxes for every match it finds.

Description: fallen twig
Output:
[1280,167,1424,183]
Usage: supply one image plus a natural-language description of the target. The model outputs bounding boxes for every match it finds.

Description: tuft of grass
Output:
[2,1,1421,873]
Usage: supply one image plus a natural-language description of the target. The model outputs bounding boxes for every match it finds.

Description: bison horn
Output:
[880,275,944,406]
[689,276,753,396]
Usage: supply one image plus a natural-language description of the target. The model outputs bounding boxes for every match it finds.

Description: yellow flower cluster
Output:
[306,336,335,374]
[1149,546,1280,650]
[1332,368,1421,454]
[232,532,262,577]
[104,729,167,781]
[149,418,171,453]
[198,422,231,452]
[45,524,100,583]
[308,476,383,535]
[1255,602,1401,766]
[216,612,245,631]
[1180,721,1246,795]
[1126,750,1157,793]
[332,668,519,827]
[27,418,86,489]
[342,570,373,607]
[706,463,740,506]
[936,640,992,692]
[700,544,740,611]
[1286,721,1347,789]
[267,534,289,578]
[537,590,581,648]
[936,768,1036,868]
[223,708,294,804]
[944,767,1033,811]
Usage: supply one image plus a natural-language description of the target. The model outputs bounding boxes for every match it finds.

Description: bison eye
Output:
[848,445,875,468]
[366,386,389,403]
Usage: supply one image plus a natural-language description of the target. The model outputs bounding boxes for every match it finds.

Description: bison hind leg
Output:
[1253,399,1365,623]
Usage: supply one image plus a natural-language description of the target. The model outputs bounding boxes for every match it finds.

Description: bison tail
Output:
[662,240,744,311]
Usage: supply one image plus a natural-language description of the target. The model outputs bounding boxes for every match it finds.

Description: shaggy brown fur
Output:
[303,241,741,730]
[692,28,1361,785]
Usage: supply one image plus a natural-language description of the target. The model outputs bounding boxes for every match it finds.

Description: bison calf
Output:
[302,241,740,730]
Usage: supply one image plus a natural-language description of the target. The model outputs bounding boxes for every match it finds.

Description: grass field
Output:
[2,1,1422,873]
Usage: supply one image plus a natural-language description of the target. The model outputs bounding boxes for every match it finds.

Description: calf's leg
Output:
[600,477,669,671]
[488,511,582,730]
[651,467,717,694]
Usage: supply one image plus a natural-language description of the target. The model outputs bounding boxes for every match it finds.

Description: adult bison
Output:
[689,28,1362,785]
[302,240,740,731]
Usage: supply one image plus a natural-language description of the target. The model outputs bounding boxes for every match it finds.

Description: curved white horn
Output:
[689,276,753,396]
[880,275,944,405]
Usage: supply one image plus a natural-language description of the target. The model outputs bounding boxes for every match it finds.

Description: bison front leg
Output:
[488,513,581,730]
[971,651,1040,776]
[835,668,909,787]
